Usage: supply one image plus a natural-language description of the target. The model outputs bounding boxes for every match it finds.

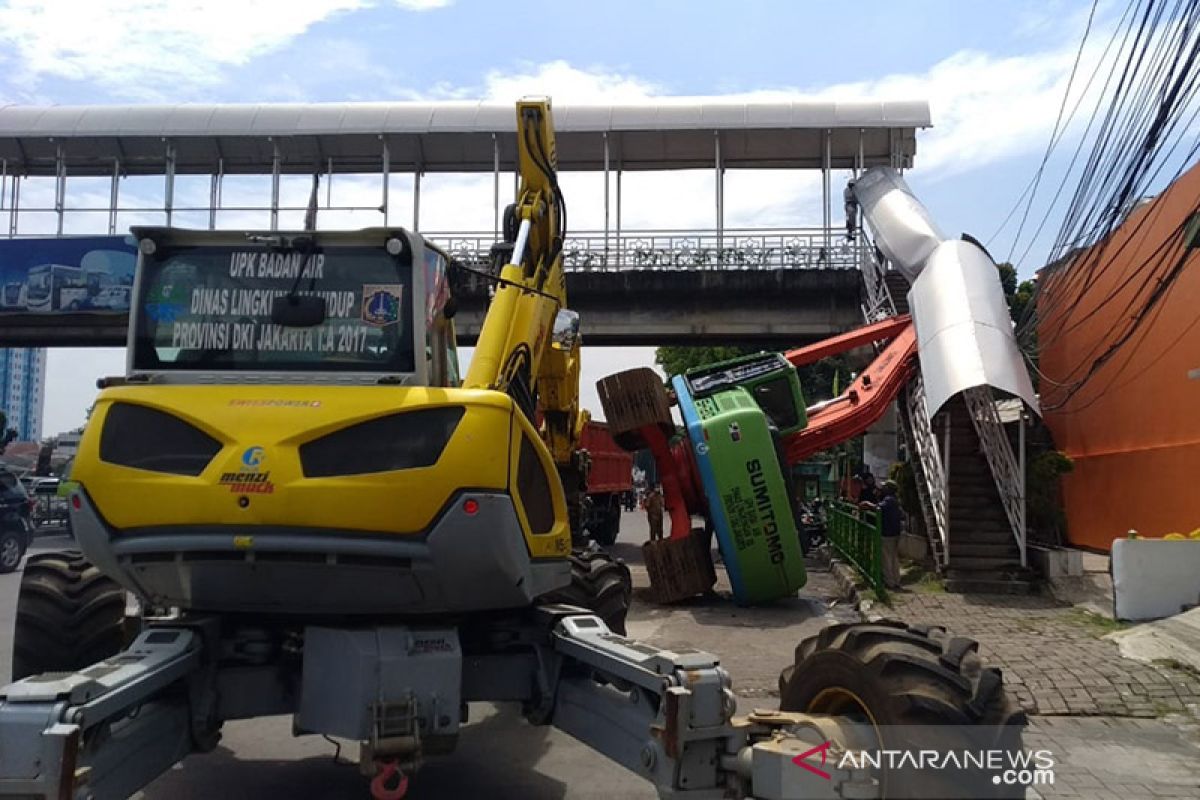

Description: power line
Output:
[1043,206,1198,410]
[1013,0,1200,356]
[1003,0,1103,263]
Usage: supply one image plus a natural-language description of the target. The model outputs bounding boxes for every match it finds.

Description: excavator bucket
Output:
[598,361,806,604]
[642,532,717,604]
[596,368,675,450]
[598,368,717,602]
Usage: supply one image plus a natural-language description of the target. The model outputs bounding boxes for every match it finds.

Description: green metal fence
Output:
[827,500,888,601]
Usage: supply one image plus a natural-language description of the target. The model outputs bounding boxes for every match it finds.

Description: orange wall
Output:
[1040,160,1200,550]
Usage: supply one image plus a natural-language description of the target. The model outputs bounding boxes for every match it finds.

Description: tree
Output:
[996,261,1018,299]
[996,261,1037,324]
[654,346,753,379]
[1011,278,1036,325]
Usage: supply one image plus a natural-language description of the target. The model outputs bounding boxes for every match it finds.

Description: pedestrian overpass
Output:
[0,99,928,347]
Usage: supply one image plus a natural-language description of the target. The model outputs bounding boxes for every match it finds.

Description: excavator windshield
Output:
[131,240,415,374]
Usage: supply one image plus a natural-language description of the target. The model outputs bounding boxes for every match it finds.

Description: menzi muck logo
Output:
[220,445,275,494]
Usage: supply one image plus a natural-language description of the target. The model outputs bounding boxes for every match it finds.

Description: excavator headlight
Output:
[299,406,466,478]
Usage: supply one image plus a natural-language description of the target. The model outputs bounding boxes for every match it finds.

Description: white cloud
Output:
[0,0,450,95]
[479,59,663,103]
[806,48,1087,178]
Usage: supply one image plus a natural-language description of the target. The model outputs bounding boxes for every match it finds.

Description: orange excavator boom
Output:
[782,316,917,464]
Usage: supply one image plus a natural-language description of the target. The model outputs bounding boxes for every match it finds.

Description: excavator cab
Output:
[673,352,808,603]
[68,226,576,618]
[129,227,458,388]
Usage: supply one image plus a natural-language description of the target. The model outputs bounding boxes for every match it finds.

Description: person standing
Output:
[645,484,665,542]
[858,471,879,505]
[878,480,903,590]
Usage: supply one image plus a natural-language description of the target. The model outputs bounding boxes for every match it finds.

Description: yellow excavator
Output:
[0,99,1022,800]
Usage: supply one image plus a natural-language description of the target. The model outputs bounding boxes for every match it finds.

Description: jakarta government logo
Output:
[242,446,265,470]
[361,284,403,326]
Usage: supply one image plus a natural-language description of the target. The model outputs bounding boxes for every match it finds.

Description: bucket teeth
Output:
[596,368,674,450]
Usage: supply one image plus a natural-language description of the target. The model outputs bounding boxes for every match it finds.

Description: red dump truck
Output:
[581,421,634,545]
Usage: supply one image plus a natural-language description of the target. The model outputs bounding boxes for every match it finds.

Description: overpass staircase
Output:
[860,252,1033,593]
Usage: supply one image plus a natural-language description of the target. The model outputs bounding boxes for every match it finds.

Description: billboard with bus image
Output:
[0,236,137,314]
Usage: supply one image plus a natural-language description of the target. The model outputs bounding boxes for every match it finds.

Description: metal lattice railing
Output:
[856,245,947,569]
[858,244,897,322]
[428,228,863,272]
[904,376,950,568]
[827,500,888,600]
[963,385,1027,566]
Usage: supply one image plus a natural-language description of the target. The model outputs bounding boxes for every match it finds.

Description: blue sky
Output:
[0,0,1169,435]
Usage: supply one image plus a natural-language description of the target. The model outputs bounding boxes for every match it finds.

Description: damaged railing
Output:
[902,377,950,568]
[827,499,888,600]
[857,245,949,569]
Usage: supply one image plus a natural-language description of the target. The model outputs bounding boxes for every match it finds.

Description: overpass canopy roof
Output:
[0,98,930,177]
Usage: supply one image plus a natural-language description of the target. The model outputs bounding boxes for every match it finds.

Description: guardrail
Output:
[427,228,864,272]
[30,493,69,531]
[826,499,888,600]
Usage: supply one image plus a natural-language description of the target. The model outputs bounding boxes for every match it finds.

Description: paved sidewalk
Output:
[880,588,1200,799]
[1026,716,1200,799]
[883,589,1200,718]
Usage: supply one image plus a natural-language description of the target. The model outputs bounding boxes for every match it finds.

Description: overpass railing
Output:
[428,227,863,272]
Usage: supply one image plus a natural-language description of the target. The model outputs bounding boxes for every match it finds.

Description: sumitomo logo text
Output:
[746,459,786,564]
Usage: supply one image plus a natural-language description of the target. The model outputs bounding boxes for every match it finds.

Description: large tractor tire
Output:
[539,548,632,635]
[780,620,1026,799]
[12,552,127,681]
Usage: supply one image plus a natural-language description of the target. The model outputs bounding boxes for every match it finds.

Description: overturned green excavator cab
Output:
[674,352,808,603]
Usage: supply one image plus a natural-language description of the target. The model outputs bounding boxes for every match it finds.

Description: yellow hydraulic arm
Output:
[463,99,583,468]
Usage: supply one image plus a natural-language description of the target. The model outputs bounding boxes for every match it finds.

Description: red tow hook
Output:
[370,759,409,800]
